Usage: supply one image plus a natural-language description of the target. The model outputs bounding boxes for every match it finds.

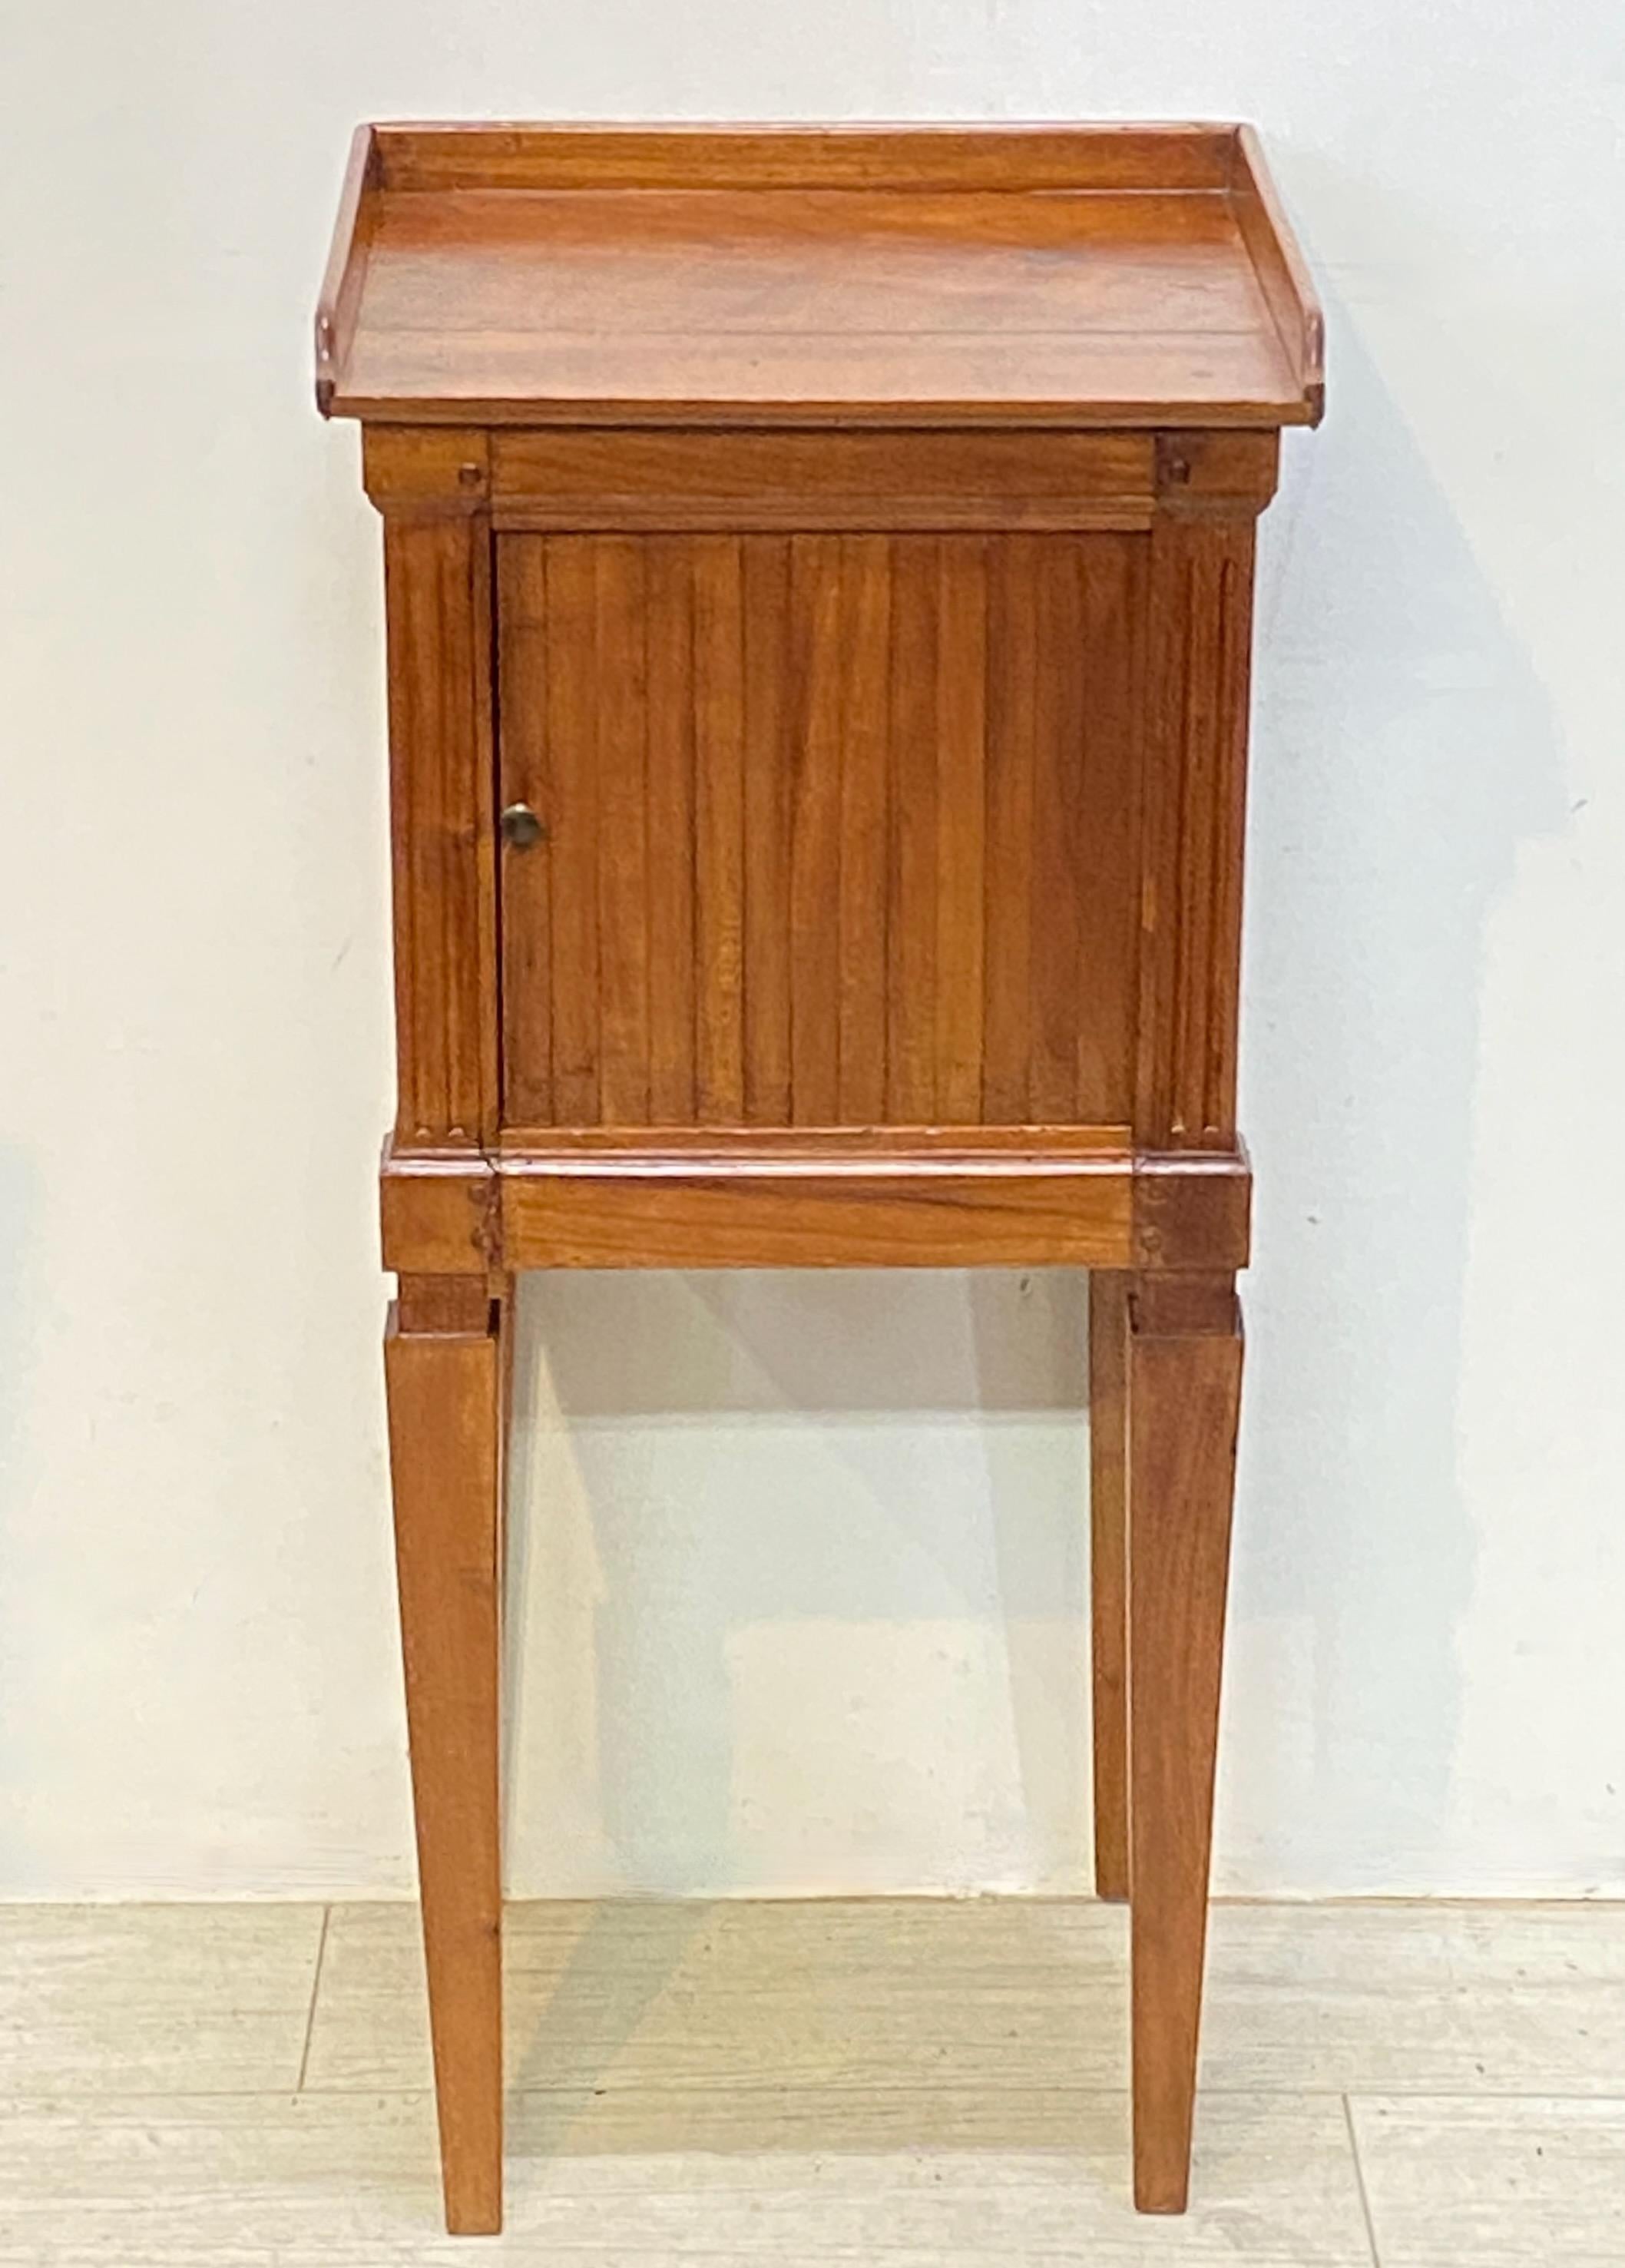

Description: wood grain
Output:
[1135,515,1256,1147]
[981,538,1038,1122]
[1132,1148,1253,1271]
[383,1290,505,2234]
[313,124,379,416]
[788,535,844,1125]
[317,126,1322,428]
[378,1144,496,1277]
[1029,541,1084,1122]
[1230,126,1325,428]
[395,1273,491,1334]
[490,429,1155,529]
[1127,1271,1242,2213]
[742,540,793,1124]
[1076,535,1147,1118]
[535,538,601,1124]
[372,121,1240,194]
[500,1152,1134,1271]
[330,117,1325,2231]
[836,539,891,1122]
[498,530,1141,1134]
[381,513,498,1146]
[493,540,551,1124]
[693,538,747,1122]
[362,423,489,511]
[933,542,988,1121]
[885,539,942,1121]
[595,541,651,1125]
[1155,429,1279,515]
[497,1122,1129,1154]
[646,539,700,1123]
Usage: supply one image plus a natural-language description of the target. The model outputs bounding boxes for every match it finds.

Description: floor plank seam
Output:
[295,1905,331,2092]
[1343,2092,1385,2268]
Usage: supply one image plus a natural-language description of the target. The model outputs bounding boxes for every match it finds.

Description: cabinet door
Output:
[496,531,1143,1132]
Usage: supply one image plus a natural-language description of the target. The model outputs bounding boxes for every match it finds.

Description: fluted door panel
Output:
[497,531,1143,1131]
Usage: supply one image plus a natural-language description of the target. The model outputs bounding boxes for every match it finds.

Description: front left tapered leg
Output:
[1127,1271,1243,2214]
[385,1273,506,2235]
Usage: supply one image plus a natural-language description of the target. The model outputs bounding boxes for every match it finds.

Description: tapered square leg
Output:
[1088,1270,1131,1901]
[1126,1272,1243,2214]
[384,1274,506,2236]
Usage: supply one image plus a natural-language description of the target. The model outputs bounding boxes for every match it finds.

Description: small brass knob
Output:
[500,802,546,849]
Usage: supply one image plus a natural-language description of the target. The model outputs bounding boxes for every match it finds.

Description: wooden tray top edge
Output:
[316,121,1322,430]
[369,121,1243,194]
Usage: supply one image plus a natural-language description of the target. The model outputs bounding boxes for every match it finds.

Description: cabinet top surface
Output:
[316,124,1323,429]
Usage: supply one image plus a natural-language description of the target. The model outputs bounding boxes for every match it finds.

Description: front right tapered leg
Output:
[384,1273,505,2235]
[1127,1271,1243,2214]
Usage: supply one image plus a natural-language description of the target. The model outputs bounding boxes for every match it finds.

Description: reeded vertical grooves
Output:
[1139,518,1255,1148]
[386,515,495,1145]
[498,531,1143,1132]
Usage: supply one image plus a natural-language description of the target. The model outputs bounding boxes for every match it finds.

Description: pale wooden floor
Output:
[2,1899,1623,2265]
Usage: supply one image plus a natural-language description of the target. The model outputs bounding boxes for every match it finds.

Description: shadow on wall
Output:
[501,290,1569,1905]
[0,1147,39,1886]
[1230,287,1571,1891]
[504,1266,1090,1898]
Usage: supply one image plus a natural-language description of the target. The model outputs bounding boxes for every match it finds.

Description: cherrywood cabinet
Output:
[317,120,1322,2233]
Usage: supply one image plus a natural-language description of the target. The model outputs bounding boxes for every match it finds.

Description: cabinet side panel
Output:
[1135,515,1256,1146]
[383,514,498,1144]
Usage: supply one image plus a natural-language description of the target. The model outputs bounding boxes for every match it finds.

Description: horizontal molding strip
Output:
[489,430,1157,532]
[379,1131,1249,1274]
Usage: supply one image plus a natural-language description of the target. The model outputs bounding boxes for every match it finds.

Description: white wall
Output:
[2,2,1621,1901]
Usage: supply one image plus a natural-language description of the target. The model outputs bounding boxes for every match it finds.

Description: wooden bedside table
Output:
[316,120,1322,2233]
